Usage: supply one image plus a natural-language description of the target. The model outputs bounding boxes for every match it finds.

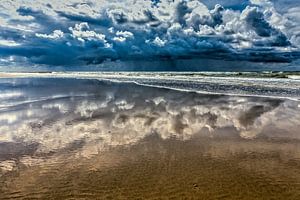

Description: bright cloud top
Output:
[0,0,300,69]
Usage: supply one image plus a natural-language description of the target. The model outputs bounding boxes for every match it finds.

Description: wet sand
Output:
[0,78,300,199]
[1,133,300,199]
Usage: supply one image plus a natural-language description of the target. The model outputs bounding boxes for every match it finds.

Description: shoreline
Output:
[0,72,299,101]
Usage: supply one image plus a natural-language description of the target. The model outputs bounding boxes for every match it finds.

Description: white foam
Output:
[1,72,300,101]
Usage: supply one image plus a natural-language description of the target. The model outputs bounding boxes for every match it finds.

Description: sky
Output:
[0,0,300,71]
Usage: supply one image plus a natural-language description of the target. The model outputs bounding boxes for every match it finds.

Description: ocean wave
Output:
[1,72,300,100]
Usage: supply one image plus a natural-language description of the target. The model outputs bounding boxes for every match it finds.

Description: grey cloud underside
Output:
[0,0,300,68]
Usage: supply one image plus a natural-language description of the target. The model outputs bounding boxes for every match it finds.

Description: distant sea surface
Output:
[0,74,300,199]
[1,71,300,99]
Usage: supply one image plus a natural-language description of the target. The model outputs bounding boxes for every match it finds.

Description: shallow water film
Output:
[1,78,300,199]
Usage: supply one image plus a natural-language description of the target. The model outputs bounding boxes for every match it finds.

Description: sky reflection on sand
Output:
[0,78,300,199]
[0,78,300,159]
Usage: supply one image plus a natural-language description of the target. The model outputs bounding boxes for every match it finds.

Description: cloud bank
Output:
[0,0,300,70]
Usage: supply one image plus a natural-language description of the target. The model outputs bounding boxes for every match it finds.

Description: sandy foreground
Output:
[1,132,300,200]
[0,77,300,199]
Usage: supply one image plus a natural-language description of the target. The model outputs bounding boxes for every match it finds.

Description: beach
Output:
[0,76,300,199]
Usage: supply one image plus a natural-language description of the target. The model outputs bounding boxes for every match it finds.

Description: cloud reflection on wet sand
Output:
[0,78,300,199]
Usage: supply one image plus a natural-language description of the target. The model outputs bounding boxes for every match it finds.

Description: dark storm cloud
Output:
[0,0,299,69]
[243,7,290,46]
